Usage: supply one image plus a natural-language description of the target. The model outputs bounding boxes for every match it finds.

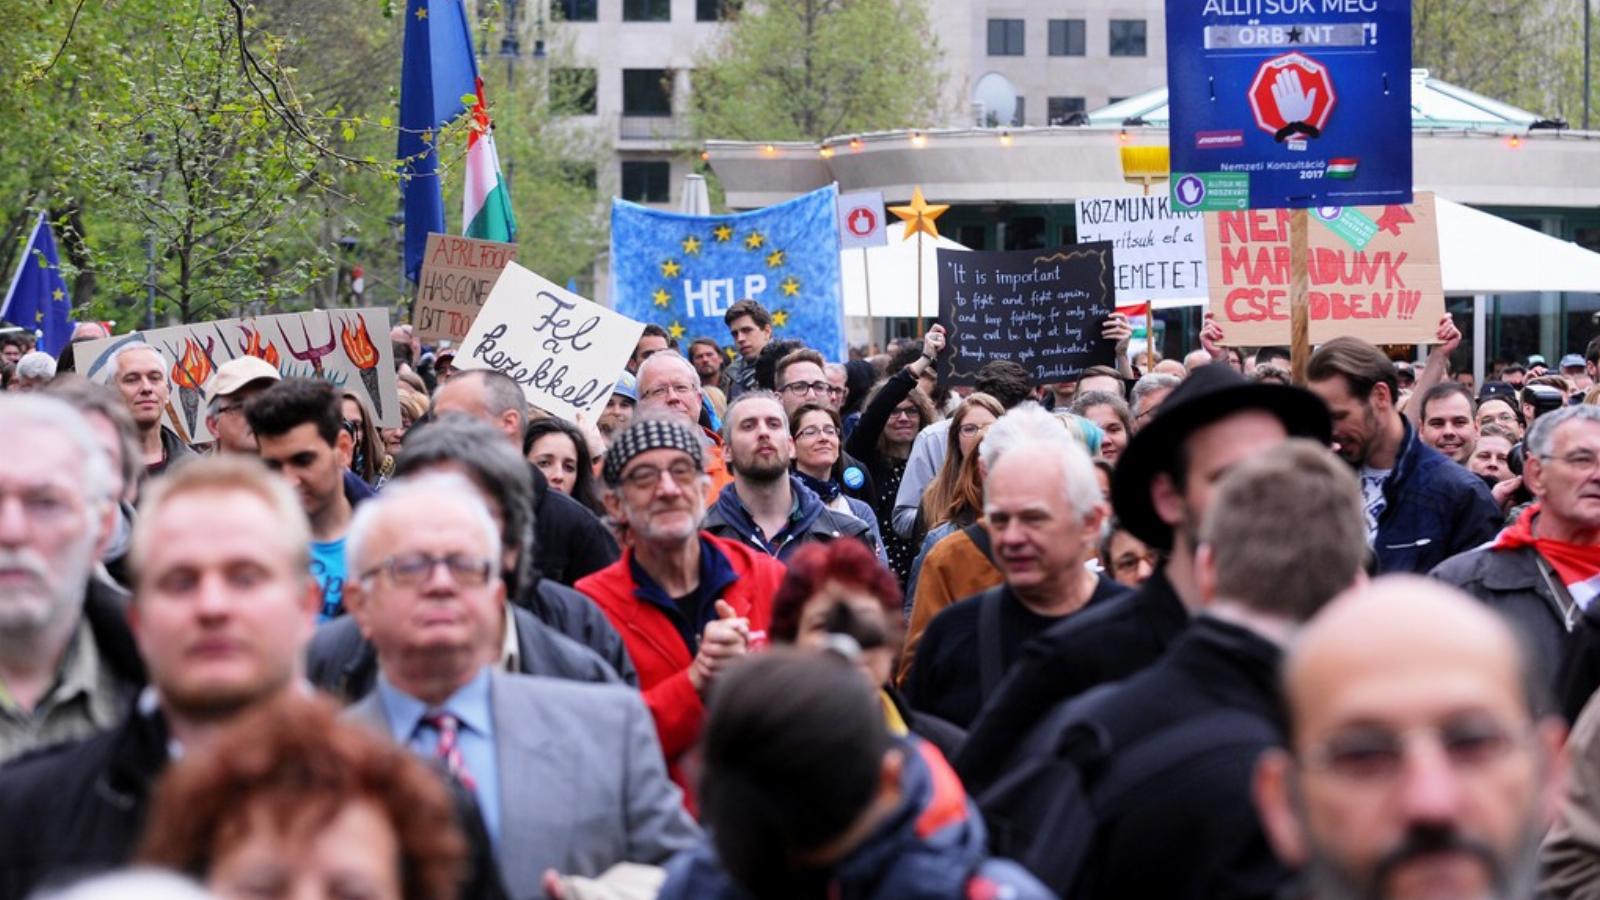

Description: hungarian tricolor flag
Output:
[463,77,517,242]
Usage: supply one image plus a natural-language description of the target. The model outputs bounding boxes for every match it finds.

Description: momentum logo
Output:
[1195,130,1245,149]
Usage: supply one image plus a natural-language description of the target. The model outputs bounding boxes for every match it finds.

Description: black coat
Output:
[956,568,1189,793]
[530,464,619,587]
[0,703,507,900]
[981,616,1289,900]
[306,602,627,704]
[1431,541,1573,698]
[83,575,145,689]
[513,579,639,686]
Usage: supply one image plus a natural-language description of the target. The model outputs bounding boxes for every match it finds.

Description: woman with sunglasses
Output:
[341,390,391,488]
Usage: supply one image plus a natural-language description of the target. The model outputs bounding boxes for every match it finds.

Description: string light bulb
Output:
[819,145,835,159]
[760,144,777,157]
[849,137,864,152]
[998,130,1014,146]
[910,131,927,148]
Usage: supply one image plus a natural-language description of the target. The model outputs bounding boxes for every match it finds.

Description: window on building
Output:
[1011,97,1026,126]
[697,0,741,20]
[1004,216,1047,251]
[551,68,597,115]
[1048,19,1085,56]
[955,225,988,250]
[987,18,1024,56]
[622,69,673,117]
[621,161,671,202]
[551,0,596,22]
[1110,19,1147,56]
[1048,96,1086,125]
[623,0,670,21]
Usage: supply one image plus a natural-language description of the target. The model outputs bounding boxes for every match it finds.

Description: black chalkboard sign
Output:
[937,244,1117,386]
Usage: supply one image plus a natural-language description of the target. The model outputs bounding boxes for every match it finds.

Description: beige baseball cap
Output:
[203,356,282,407]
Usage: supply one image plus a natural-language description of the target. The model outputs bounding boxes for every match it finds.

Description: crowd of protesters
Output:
[5,296,1600,900]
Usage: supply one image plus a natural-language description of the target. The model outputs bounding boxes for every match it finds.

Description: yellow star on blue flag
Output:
[765,249,786,268]
[661,259,681,278]
[1,213,74,356]
[682,236,702,256]
[744,231,765,250]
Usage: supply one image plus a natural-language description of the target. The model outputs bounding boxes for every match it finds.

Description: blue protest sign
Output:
[610,185,846,361]
[1165,0,1412,211]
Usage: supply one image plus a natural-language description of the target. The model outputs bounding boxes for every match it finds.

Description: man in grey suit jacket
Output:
[341,472,700,898]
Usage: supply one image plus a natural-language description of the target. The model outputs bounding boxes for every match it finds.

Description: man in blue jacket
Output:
[1307,336,1501,575]
[701,391,873,562]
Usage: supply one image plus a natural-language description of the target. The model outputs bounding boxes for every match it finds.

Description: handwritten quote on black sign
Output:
[937,244,1117,385]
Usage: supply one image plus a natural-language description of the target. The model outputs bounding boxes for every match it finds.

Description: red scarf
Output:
[1494,504,1600,609]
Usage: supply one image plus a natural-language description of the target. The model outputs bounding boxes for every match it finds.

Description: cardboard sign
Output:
[937,244,1117,386]
[1075,196,1207,302]
[457,262,644,421]
[1165,0,1412,210]
[1207,191,1443,346]
[76,308,399,444]
[413,233,519,343]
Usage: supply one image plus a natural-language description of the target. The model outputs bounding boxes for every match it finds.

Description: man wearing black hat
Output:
[955,363,1331,793]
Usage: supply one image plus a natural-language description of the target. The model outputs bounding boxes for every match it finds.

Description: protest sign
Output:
[76,308,399,444]
[413,232,518,343]
[457,261,644,422]
[1207,192,1443,346]
[937,245,1117,386]
[837,190,888,251]
[1075,196,1207,302]
[610,184,846,361]
[1165,0,1412,210]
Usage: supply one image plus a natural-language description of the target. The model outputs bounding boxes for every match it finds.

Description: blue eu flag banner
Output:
[399,0,478,282]
[610,185,846,361]
[1,213,72,357]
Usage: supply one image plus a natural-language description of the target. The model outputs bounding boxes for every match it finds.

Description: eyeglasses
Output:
[216,403,247,416]
[1540,451,1600,474]
[1302,718,1530,786]
[641,383,700,402]
[888,407,919,421]
[958,422,990,437]
[796,425,840,440]
[826,385,845,398]
[1112,551,1159,575]
[342,419,362,437]
[622,458,702,491]
[361,552,493,588]
[780,380,831,398]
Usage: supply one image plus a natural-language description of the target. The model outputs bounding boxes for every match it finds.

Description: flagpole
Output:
[862,247,874,338]
[0,213,44,324]
[915,231,924,339]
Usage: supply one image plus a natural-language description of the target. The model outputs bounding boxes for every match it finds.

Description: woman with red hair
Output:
[770,539,964,759]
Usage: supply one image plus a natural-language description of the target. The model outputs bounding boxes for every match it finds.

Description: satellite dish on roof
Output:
[972,72,1018,127]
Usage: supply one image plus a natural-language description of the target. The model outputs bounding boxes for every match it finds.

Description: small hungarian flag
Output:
[1326,158,1358,180]
[463,77,518,242]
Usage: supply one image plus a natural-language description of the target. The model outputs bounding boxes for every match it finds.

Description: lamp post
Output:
[500,0,522,198]
[1585,0,1592,130]
[387,207,407,321]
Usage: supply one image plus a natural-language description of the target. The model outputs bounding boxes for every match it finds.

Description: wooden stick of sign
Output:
[1289,209,1311,385]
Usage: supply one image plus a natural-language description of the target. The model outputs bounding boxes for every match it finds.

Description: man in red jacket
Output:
[578,415,785,795]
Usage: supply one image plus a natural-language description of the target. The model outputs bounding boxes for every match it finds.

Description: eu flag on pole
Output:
[1,213,72,357]
[399,0,478,283]
[610,185,846,360]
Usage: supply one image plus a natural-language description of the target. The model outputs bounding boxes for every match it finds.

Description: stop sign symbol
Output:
[847,206,877,237]
[1247,52,1336,142]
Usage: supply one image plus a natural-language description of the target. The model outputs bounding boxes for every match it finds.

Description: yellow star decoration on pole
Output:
[668,321,686,340]
[765,249,785,268]
[780,277,800,297]
[772,310,789,328]
[889,186,949,241]
[660,259,681,278]
[744,231,766,250]
[712,224,733,242]
[681,236,702,256]
[652,288,671,307]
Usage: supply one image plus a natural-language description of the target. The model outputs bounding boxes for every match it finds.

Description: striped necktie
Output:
[422,711,476,791]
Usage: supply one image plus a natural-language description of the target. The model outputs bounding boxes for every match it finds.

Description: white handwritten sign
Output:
[1075,195,1206,302]
[456,262,645,422]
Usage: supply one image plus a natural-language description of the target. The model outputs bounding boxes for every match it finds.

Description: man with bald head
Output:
[1254,577,1568,900]
[431,368,617,585]
[637,351,734,502]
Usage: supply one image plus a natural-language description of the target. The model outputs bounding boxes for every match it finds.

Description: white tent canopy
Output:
[840,222,968,318]
[1436,197,1600,293]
